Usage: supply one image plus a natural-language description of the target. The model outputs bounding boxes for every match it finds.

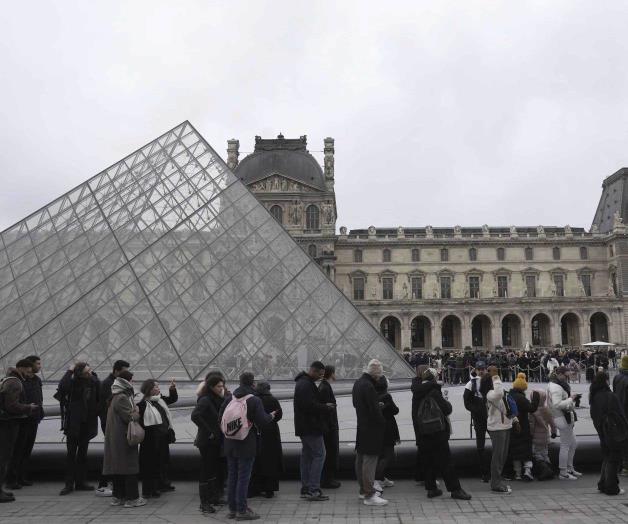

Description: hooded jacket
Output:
[486,376,513,432]
[412,379,452,441]
[103,378,138,475]
[529,390,556,449]
[0,368,33,419]
[293,371,329,437]
[547,380,574,420]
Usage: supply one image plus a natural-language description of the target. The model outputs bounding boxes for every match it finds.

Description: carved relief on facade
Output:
[249,174,318,193]
[323,202,335,224]
[289,201,303,225]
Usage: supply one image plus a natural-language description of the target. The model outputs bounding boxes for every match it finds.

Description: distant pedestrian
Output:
[319,365,340,489]
[250,382,283,498]
[413,368,471,500]
[353,359,388,506]
[548,366,580,480]
[96,360,130,496]
[102,370,145,508]
[219,372,276,521]
[374,375,400,493]
[293,361,333,501]
[612,354,628,476]
[55,362,100,496]
[590,371,627,495]
[138,379,177,499]
[0,359,39,503]
[192,373,226,515]
[6,355,44,489]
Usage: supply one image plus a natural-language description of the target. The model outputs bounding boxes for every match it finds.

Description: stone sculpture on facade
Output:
[425,225,434,239]
[510,226,518,238]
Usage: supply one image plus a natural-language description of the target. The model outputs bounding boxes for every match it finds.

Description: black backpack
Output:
[416,391,447,436]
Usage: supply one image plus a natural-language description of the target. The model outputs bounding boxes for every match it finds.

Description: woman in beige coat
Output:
[102,370,145,507]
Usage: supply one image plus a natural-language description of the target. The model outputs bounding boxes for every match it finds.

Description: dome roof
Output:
[234,135,326,191]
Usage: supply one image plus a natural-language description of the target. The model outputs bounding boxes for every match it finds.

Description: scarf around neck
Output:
[143,395,173,428]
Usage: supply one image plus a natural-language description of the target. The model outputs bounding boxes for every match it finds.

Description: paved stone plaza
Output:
[2,477,627,524]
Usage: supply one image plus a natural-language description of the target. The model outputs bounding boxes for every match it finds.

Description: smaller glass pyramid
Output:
[0,122,412,381]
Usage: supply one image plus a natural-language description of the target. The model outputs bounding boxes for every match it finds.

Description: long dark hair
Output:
[589,371,609,403]
[199,373,225,398]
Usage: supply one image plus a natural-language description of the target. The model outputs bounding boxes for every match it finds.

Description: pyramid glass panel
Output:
[0,122,412,380]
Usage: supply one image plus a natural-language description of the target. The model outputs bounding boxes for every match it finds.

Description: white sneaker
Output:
[123,497,147,508]
[559,473,578,481]
[363,494,388,506]
[359,489,382,500]
[619,488,626,495]
[567,469,583,477]
[382,478,395,488]
[110,497,123,506]
[373,480,383,492]
[96,487,113,497]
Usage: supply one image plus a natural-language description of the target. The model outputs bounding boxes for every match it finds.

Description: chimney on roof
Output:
[227,139,239,170]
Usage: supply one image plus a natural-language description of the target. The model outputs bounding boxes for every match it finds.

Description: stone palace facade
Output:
[228,135,628,352]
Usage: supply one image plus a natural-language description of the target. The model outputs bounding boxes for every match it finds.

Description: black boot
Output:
[208,478,226,505]
[198,482,216,515]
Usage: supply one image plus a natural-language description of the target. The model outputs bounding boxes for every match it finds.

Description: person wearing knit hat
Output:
[512,373,528,392]
[508,374,540,481]
[612,353,628,475]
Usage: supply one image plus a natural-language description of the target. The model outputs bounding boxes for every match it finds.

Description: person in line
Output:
[56,362,101,496]
[6,355,44,490]
[293,361,333,501]
[508,373,540,481]
[548,366,580,480]
[102,370,145,508]
[411,364,429,484]
[353,359,388,506]
[413,368,471,500]
[319,365,340,489]
[374,375,399,493]
[138,379,177,499]
[590,371,627,495]
[463,360,489,482]
[529,390,556,480]
[482,366,515,494]
[0,359,38,503]
[192,373,227,515]
[96,359,130,496]
[612,354,628,476]
[250,381,283,498]
[219,371,275,521]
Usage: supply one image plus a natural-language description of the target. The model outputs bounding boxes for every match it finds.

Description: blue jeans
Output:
[227,456,255,513]
[300,434,326,493]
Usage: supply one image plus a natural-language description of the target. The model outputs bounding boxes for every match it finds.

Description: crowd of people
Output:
[404,348,618,384]
[0,352,627,519]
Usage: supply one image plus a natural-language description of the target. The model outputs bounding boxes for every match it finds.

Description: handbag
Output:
[126,398,145,445]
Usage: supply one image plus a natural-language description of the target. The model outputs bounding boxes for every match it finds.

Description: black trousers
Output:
[322,429,339,482]
[419,436,461,493]
[598,441,621,495]
[0,422,20,489]
[159,437,171,487]
[7,421,38,483]
[65,433,90,486]
[472,416,490,478]
[139,429,164,495]
[112,474,139,501]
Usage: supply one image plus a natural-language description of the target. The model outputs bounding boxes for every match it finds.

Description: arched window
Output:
[469,247,477,261]
[496,247,505,261]
[579,246,588,260]
[307,244,317,258]
[269,205,283,224]
[382,248,391,262]
[440,248,449,262]
[553,246,561,260]
[524,246,534,261]
[305,205,320,231]
[354,249,363,263]
[411,248,420,262]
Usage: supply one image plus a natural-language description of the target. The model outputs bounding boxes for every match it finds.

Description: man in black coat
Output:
[6,355,44,489]
[0,360,38,503]
[56,362,101,496]
[612,354,628,475]
[353,359,387,506]
[96,359,129,494]
[319,365,340,489]
[293,361,333,501]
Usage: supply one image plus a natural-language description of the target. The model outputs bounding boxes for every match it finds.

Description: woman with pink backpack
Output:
[219,372,276,521]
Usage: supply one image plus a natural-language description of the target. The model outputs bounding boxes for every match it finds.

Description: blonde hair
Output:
[367,359,383,377]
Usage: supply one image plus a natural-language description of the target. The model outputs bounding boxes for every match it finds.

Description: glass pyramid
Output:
[0,122,412,381]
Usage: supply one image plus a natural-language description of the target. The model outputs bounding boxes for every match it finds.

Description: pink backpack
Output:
[221,394,253,440]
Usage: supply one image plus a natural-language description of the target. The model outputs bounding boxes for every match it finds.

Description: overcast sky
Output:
[2,1,628,232]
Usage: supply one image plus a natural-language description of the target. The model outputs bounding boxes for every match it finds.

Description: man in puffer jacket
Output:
[481,366,515,494]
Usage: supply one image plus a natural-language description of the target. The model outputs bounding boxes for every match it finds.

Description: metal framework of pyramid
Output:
[0,122,412,381]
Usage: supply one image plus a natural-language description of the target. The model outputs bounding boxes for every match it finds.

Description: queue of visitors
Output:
[1,352,627,517]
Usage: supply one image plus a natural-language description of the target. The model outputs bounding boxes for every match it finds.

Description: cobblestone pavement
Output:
[2,476,628,524]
